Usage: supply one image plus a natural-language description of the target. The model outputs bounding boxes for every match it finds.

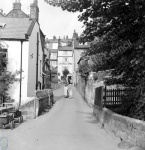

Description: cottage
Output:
[0,0,49,105]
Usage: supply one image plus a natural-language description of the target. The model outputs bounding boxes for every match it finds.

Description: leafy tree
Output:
[62,68,69,77]
[0,45,20,104]
[44,0,145,120]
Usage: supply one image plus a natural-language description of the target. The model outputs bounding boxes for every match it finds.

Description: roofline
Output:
[26,20,36,36]
[74,46,90,49]
[6,10,30,18]
[0,13,5,17]
[0,38,28,41]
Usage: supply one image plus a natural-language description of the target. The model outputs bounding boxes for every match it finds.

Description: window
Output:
[63,57,68,62]
[63,51,68,55]
[0,48,7,69]
[51,61,57,66]
[51,53,57,59]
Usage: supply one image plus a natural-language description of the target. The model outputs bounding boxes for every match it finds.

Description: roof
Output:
[6,9,29,18]
[0,13,5,17]
[49,49,58,53]
[74,44,90,49]
[59,46,73,51]
[0,18,35,40]
[47,39,58,43]
[60,39,72,43]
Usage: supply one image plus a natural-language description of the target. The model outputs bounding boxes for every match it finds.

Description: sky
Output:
[0,0,84,39]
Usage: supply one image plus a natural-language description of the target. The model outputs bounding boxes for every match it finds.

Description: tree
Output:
[0,44,20,104]
[45,0,145,120]
[62,68,69,77]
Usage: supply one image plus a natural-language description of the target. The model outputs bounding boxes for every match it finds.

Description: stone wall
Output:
[20,94,54,119]
[93,105,145,149]
[76,76,145,149]
[76,76,104,106]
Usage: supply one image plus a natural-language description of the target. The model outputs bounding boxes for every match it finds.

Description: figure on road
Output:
[64,84,69,98]
[69,89,73,99]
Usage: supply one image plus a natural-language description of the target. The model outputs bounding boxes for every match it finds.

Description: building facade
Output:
[0,0,49,105]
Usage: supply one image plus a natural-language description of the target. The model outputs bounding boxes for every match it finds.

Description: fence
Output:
[0,94,4,106]
[94,86,132,108]
[103,87,123,107]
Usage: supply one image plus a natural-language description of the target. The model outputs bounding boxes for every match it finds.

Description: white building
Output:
[0,0,49,105]
[57,38,74,80]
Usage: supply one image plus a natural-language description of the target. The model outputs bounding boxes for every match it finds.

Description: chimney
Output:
[13,0,21,10]
[73,30,78,38]
[30,0,39,21]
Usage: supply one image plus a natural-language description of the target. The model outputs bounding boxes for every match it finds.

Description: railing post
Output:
[94,86,103,109]
[104,86,106,107]
[34,91,37,119]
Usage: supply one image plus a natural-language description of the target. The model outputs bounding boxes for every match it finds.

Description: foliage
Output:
[78,57,91,79]
[45,0,145,120]
[0,46,20,103]
[62,68,69,77]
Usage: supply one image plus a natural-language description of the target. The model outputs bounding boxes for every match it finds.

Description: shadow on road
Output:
[76,110,100,124]
[54,95,64,101]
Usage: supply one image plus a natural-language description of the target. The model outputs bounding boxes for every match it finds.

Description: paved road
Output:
[0,85,120,150]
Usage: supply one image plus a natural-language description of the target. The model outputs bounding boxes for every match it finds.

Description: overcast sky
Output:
[0,0,84,39]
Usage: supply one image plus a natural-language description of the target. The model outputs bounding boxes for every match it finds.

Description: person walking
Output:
[64,84,69,98]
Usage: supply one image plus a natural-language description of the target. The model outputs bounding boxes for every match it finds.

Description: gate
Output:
[103,86,131,107]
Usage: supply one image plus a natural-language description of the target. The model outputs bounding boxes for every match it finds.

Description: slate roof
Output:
[0,13,5,17]
[6,9,29,18]
[49,49,58,53]
[0,18,35,40]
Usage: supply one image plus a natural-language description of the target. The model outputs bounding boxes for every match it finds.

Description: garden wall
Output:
[20,89,54,119]
[93,105,145,149]
[76,75,145,149]
[76,75,104,106]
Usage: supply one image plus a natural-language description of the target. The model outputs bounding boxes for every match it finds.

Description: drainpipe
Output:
[36,32,39,91]
[19,40,23,107]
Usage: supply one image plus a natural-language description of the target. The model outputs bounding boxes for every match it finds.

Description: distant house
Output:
[0,0,49,105]
[46,37,58,83]
[58,39,74,77]
[72,31,90,85]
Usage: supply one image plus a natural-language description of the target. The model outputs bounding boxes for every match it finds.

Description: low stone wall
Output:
[76,76,104,106]
[93,105,145,149]
[20,94,54,119]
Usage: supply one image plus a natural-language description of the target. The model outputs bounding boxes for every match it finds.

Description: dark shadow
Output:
[1,119,26,130]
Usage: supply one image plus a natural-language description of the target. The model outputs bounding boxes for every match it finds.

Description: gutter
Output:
[19,40,23,107]
[36,32,39,90]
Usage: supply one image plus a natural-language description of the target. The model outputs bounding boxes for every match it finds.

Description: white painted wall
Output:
[6,41,29,104]
[58,54,73,76]
[2,24,44,104]
[27,22,43,96]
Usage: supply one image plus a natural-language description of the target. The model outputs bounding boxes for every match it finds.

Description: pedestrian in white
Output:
[64,84,69,98]
[69,89,73,99]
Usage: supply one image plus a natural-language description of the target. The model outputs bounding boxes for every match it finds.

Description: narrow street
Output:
[0,85,120,150]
